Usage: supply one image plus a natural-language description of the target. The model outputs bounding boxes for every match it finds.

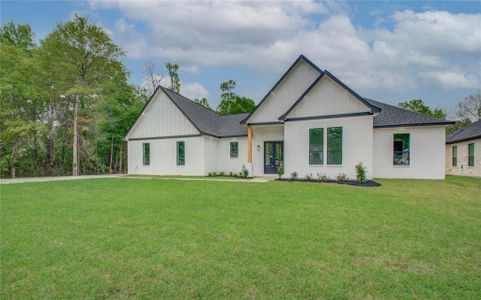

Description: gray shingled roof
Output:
[162,87,453,137]
[162,87,248,137]
[364,99,453,128]
[446,120,481,144]
[128,85,454,140]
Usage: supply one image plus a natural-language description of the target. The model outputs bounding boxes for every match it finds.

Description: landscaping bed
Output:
[275,178,381,187]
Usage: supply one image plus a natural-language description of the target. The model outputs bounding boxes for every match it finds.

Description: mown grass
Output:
[1,176,480,299]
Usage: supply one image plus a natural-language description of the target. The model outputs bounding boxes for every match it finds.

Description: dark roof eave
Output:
[446,134,481,144]
[374,121,454,129]
[160,86,208,135]
[124,85,163,140]
[279,70,381,121]
[241,54,322,124]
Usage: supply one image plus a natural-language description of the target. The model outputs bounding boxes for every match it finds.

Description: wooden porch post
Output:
[247,126,253,164]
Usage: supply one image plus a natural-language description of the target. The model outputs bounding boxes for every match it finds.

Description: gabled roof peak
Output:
[279,69,381,120]
[240,54,323,124]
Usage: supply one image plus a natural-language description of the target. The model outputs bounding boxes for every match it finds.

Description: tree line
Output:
[1,15,479,178]
[0,16,256,178]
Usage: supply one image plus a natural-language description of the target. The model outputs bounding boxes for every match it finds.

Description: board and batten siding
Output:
[203,136,248,174]
[372,126,446,179]
[284,115,374,180]
[128,136,205,175]
[445,138,481,177]
[128,90,199,139]
[287,76,370,118]
[248,60,320,123]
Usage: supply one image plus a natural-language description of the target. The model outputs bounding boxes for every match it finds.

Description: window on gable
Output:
[327,127,342,165]
[143,143,150,166]
[177,141,185,166]
[468,143,475,167]
[309,128,324,164]
[452,146,457,167]
[393,134,410,166]
[230,142,239,158]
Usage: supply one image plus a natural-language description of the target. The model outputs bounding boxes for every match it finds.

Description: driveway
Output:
[0,174,124,185]
[0,174,273,184]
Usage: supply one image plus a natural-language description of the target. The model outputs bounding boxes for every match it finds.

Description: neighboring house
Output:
[125,55,453,179]
[445,120,481,177]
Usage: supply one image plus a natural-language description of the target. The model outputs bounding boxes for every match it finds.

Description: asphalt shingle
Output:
[446,120,481,143]
[364,99,453,128]
[162,87,248,137]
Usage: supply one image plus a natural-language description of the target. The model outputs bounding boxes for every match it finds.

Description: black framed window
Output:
[393,134,410,166]
[309,128,324,164]
[230,142,238,158]
[452,145,457,167]
[177,141,185,166]
[327,127,342,165]
[468,143,475,167]
[143,143,150,166]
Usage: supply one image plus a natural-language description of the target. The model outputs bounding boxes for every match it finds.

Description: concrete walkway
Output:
[0,174,124,185]
[127,176,272,183]
[0,174,273,184]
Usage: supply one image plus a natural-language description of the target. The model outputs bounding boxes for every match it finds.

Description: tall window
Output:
[468,143,475,167]
[177,141,185,165]
[309,128,324,164]
[143,143,150,166]
[327,127,342,165]
[230,142,238,158]
[452,146,457,167]
[393,134,410,166]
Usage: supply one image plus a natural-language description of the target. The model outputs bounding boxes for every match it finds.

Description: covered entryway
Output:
[264,141,284,174]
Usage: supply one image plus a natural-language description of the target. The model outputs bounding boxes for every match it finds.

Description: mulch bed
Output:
[275,178,381,187]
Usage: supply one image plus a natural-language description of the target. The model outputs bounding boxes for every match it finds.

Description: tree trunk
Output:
[118,143,123,173]
[109,135,114,174]
[10,139,18,178]
[72,94,79,176]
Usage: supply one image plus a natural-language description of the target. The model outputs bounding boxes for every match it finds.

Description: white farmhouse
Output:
[125,55,453,179]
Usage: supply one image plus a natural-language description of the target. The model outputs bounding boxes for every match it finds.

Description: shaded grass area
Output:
[1,176,480,298]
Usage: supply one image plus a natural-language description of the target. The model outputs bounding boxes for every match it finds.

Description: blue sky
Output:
[2,1,481,116]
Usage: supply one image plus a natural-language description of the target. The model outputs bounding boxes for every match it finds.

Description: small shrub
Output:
[336,173,348,182]
[212,172,218,177]
[290,171,298,180]
[219,171,225,177]
[355,162,367,183]
[305,173,313,180]
[229,172,233,177]
[277,163,284,179]
[208,172,213,177]
[317,173,329,182]
[241,165,249,178]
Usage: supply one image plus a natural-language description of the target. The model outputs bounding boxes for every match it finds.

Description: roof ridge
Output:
[241,54,323,124]
[161,86,220,115]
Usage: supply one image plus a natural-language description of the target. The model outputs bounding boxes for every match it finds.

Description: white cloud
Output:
[182,82,210,100]
[421,71,480,89]
[90,1,481,91]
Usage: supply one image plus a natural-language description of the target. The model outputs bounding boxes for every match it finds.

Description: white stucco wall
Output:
[287,76,370,118]
[203,136,248,174]
[128,90,199,139]
[284,115,374,180]
[128,136,205,175]
[373,126,446,179]
[248,60,319,123]
[251,125,285,176]
[445,139,481,177]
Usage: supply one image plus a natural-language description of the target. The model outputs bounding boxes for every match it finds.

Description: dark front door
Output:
[264,141,284,174]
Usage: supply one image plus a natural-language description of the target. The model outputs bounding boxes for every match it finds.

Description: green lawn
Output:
[1,176,480,299]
